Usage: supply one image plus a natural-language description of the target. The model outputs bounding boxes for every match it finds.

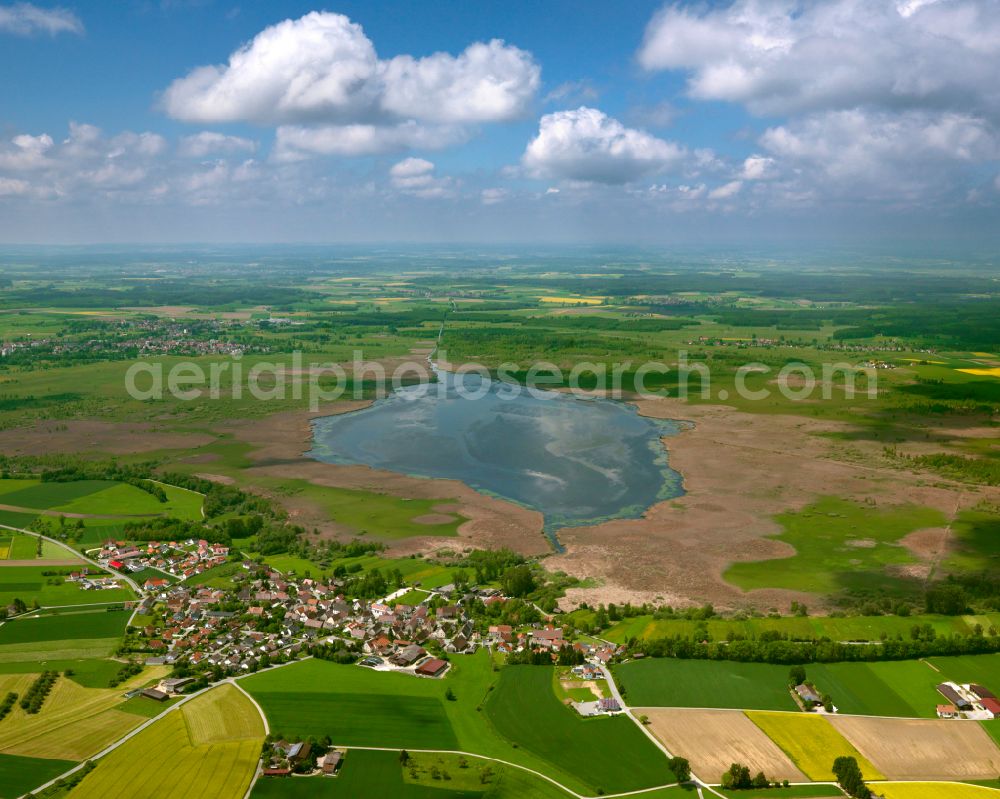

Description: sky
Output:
[0,0,999,246]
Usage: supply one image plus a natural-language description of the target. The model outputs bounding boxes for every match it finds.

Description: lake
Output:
[307,369,684,546]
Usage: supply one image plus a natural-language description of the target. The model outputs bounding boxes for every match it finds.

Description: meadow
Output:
[0,478,203,521]
[483,665,670,794]
[242,659,458,750]
[0,753,76,799]
[615,659,799,711]
[242,651,655,796]
[0,565,134,607]
[66,686,262,799]
[613,656,992,718]
[0,608,129,645]
[746,711,883,781]
[723,496,946,594]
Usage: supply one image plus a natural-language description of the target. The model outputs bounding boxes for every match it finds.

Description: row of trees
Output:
[0,691,17,721]
[833,756,872,799]
[634,628,1000,664]
[20,671,59,714]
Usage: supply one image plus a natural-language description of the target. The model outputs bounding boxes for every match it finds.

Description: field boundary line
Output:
[629,704,972,723]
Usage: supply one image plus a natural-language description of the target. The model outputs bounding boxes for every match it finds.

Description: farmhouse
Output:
[937,683,973,710]
[598,697,621,713]
[415,658,449,678]
[794,684,822,707]
[391,644,427,667]
[937,704,959,719]
[981,698,1000,719]
[319,750,343,775]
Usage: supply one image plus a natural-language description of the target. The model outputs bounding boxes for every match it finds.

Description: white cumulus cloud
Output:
[638,0,1000,118]
[161,11,539,129]
[179,132,257,158]
[388,157,456,198]
[522,107,685,185]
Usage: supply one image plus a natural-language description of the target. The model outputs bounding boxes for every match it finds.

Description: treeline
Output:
[107,662,143,688]
[158,471,276,518]
[632,630,1000,664]
[507,646,586,666]
[834,756,871,799]
[20,671,59,714]
[0,281,313,310]
[0,691,17,721]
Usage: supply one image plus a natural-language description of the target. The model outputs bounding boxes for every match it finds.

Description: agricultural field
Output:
[642,708,806,783]
[266,482,466,539]
[483,666,670,794]
[0,665,166,761]
[0,478,201,520]
[0,564,134,607]
[243,659,458,750]
[746,711,882,781]
[615,658,798,711]
[829,716,1000,781]
[0,753,76,799]
[249,748,576,799]
[613,655,1000,718]
[66,686,263,799]
[0,608,130,645]
[877,783,1000,799]
[723,497,946,594]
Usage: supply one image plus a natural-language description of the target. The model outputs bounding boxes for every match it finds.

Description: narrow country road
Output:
[0,522,145,597]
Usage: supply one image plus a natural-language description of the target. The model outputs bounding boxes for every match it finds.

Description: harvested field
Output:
[830,715,1000,780]
[642,708,806,783]
[181,684,264,745]
[0,665,166,760]
[747,711,882,781]
[67,688,262,799]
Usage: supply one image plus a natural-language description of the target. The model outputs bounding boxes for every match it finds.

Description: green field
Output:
[0,608,129,645]
[804,660,944,717]
[250,750,482,798]
[724,497,946,594]
[0,478,202,521]
[0,565,134,607]
[0,753,76,799]
[613,655,1000,718]
[270,482,465,539]
[242,659,457,750]
[615,659,799,711]
[484,666,669,794]
[243,651,645,796]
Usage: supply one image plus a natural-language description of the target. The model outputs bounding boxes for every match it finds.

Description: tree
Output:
[399,750,410,766]
[788,665,806,686]
[445,687,456,701]
[501,565,536,598]
[667,757,691,783]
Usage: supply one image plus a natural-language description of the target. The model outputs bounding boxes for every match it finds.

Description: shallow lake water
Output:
[308,369,684,545]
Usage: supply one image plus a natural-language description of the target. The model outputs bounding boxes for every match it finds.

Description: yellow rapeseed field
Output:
[878,782,1000,798]
[958,368,1000,377]
[746,711,884,781]
[539,296,604,304]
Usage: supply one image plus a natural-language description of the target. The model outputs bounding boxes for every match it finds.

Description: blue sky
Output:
[0,0,998,245]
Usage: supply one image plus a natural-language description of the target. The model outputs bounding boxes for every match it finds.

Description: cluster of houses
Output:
[64,568,126,592]
[486,623,617,664]
[936,682,1000,720]
[263,742,345,778]
[131,568,487,676]
[97,538,230,583]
